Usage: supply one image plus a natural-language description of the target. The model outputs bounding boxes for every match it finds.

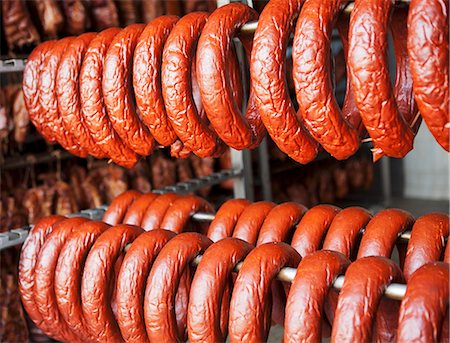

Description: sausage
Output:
[122,192,159,226]
[407,0,449,151]
[142,0,164,23]
[188,238,253,343]
[162,12,224,158]
[292,0,360,160]
[18,215,64,333]
[196,3,265,150]
[159,195,215,234]
[102,190,142,225]
[115,0,137,26]
[291,204,341,257]
[22,41,56,142]
[57,32,106,159]
[60,0,87,35]
[116,229,176,343]
[398,262,449,342]
[89,0,119,30]
[322,207,373,259]
[445,242,450,263]
[256,202,307,245]
[34,217,89,341]
[228,242,301,342]
[331,256,405,342]
[81,224,144,342]
[12,89,29,144]
[250,0,318,164]
[284,250,350,343]
[133,16,179,146]
[145,233,212,342]
[403,213,449,280]
[357,208,414,259]
[80,27,139,169]
[54,221,110,342]
[232,201,275,245]
[206,199,251,242]
[141,193,179,230]
[27,0,63,39]
[348,0,414,160]
[103,24,155,156]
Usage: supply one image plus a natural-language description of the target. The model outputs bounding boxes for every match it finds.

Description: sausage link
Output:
[57,32,105,159]
[34,217,89,342]
[348,0,414,160]
[403,213,449,280]
[54,221,110,342]
[293,0,360,159]
[197,3,264,150]
[232,201,276,245]
[229,242,301,342]
[284,250,350,343]
[291,204,341,256]
[188,238,253,343]
[145,233,212,342]
[80,27,139,168]
[123,192,159,226]
[133,16,179,146]
[23,41,57,143]
[251,0,318,164]
[116,229,176,343]
[407,0,449,151]
[141,193,179,231]
[102,190,142,225]
[445,242,450,263]
[331,256,405,342]
[206,199,251,242]
[82,224,144,342]
[398,262,449,342]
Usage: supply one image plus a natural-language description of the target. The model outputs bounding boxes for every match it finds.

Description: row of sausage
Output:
[19,191,450,342]
[23,0,449,168]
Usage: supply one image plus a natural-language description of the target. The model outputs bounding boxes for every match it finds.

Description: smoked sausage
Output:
[123,192,159,226]
[141,193,179,231]
[102,190,141,225]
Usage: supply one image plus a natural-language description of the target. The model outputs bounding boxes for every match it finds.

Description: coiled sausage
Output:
[102,190,141,225]
[123,192,159,226]
[141,193,179,231]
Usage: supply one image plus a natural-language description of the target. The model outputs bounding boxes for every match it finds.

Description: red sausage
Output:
[82,224,144,342]
[123,192,159,226]
[229,242,301,342]
[116,229,176,343]
[102,190,142,225]
[251,0,318,164]
[408,0,449,151]
[140,193,179,231]
[398,262,449,342]
[293,0,360,160]
[188,238,253,343]
[145,233,212,342]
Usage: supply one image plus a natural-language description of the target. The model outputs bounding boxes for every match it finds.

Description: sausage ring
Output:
[102,190,142,225]
[160,195,214,234]
[256,202,307,246]
[293,0,360,159]
[251,0,318,164]
[232,201,276,245]
[81,224,144,342]
[331,256,405,342]
[188,238,253,343]
[103,24,154,156]
[284,250,350,343]
[34,217,89,341]
[23,40,57,143]
[80,27,139,168]
[123,192,159,226]
[407,0,449,151]
[291,204,341,257]
[116,229,176,343]
[228,242,301,342]
[145,232,212,342]
[54,221,110,342]
[141,192,179,230]
[398,262,449,343]
[348,0,414,159]
[197,3,264,150]
[133,15,179,146]
[56,32,105,159]
[445,242,450,263]
[206,198,251,242]
[403,213,449,280]
[18,215,64,332]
